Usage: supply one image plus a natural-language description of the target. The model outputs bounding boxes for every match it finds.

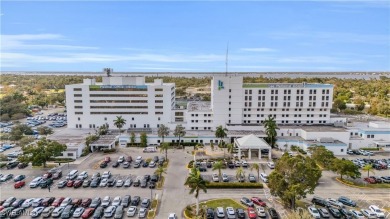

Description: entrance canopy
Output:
[234,134,271,160]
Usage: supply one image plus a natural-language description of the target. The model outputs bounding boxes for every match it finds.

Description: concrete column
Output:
[269,149,272,160]
[238,147,241,159]
[259,149,261,159]
[248,149,252,159]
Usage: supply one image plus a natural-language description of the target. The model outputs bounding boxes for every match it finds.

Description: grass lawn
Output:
[199,198,245,209]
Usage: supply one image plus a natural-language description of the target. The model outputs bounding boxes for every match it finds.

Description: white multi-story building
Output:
[65,76,175,129]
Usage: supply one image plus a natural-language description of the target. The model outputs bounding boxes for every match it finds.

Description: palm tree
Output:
[251,163,260,181]
[215,125,228,147]
[159,142,170,161]
[154,165,167,180]
[236,167,245,182]
[113,116,126,133]
[184,167,207,216]
[157,124,170,143]
[173,124,186,148]
[362,164,375,177]
[226,143,234,154]
[212,161,223,179]
[263,115,279,148]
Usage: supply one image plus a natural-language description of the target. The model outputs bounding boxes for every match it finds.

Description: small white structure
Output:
[89,135,116,152]
[118,135,130,147]
[57,143,85,159]
[234,134,272,160]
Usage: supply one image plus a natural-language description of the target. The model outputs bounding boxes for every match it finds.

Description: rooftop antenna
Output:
[225,41,229,76]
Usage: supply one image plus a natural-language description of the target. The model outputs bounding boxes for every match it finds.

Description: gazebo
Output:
[234,134,272,160]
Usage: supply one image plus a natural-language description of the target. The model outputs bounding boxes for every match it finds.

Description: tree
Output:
[18,138,67,167]
[309,146,336,169]
[130,132,136,146]
[212,161,223,179]
[210,142,214,151]
[154,165,167,180]
[19,136,35,147]
[251,163,260,181]
[268,154,322,209]
[113,116,126,133]
[215,125,228,147]
[333,98,347,111]
[226,143,234,154]
[157,124,170,143]
[173,124,186,147]
[236,167,245,182]
[362,164,375,177]
[263,115,279,148]
[37,126,54,136]
[140,132,147,147]
[184,167,207,216]
[331,159,361,180]
[160,142,170,161]
[98,124,108,135]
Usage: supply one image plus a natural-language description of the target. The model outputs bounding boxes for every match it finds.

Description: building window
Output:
[73,88,82,91]
[74,100,82,103]
[74,94,82,97]
[78,117,80,121]
[104,117,107,121]
[67,153,74,156]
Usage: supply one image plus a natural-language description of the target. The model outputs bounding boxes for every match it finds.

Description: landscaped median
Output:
[335,177,390,189]
[184,198,245,219]
[205,181,263,189]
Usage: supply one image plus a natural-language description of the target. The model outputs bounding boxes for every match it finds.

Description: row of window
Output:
[191,127,212,130]
[191,114,212,117]
[89,100,148,103]
[242,108,327,112]
[89,87,147,91]
[190,120,212,123]
[89,94,148,97]
[241,120,328,124]
[244,89,330,95]
[90,106,148,109]
[90,112,148,114]
[242,114,327,118]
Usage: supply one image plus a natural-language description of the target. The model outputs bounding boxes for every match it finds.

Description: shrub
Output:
[103,148,116,153]
[205,182,263,189]
[0,163,6,169]
[360,147,379,151]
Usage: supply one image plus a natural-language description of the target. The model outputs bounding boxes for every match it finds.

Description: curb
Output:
[334,177,373,189]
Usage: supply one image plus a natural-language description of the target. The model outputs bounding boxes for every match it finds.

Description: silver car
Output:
[138,208,147,218]
[126,206,137,217]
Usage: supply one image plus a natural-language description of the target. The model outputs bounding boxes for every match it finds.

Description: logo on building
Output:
[218,80,224,90]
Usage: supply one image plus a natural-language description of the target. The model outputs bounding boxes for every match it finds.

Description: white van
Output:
[66,170,78,180]
[143,146,157,153]
[260,173,268,183]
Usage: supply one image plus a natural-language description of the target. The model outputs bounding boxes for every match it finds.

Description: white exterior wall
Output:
[301,130,350,143]
[66,77,175,129]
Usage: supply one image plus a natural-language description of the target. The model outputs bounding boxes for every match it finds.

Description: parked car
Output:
[268,208,279,219]
[138,208,147,218]
[256,207,267,218]
[41,197,55,207]
[81,208,95,219]
[216,207,225,218]
[350,210,365,219]
[124,178,133,187]
[9,207,25,218]
[104,206,117,218]
[212,173,219,182]
[113,206,124,219]
[318,208,330,218]
[308,207,321,219]
[14,181,25,189]
[61,205,76,219]
[130,196,140,206]
[30,207,45,218]
[368,205,385,218]
[328,207,341,218]
[326,198,344,208]
[337,196,356,207]
[40,178,53,188]
[222,173,229,182]
[339,208,353,219]
[140,198,150,208]
[240,197,254,207]
[83,180,91,188]
[247,207,257,219]
[267,162,275,169]
[13,175,25,182]
[73,207,85,218]
[92,207,104,219]
[52,197,65,207]
[226,207,235,219]
[22,198,35,208]
[81,198,92,208]
[126,206,137,217]
[260,173,268,183]
[101,196,111,208]
[112,197,121,207]
[0,174,14,182]
[57,180,67,188]
[361,209,376,219]
[89,198,101,209]
[51,207,65,218]
[251,197,266,207]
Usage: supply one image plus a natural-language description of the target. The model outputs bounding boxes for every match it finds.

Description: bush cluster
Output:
[103,148,116,153]
[205,182,263,189]
[360,147,380,151]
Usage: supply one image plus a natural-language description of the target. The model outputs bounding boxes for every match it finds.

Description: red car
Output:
[104,157,111,163]
[14,181,25,189]
[0,206,4,212]
[81,198,92,208]
[247,207,257,219]
[364,177,376,184]
[81,208,95,219]
[51,197,65,207]
[72,198,82,206]
[73,180,83,188]
[42,172,53,179]
[251,197,266,207]
[67,180,75,187]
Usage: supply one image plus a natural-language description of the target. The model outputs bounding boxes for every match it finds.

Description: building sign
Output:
[89,85,147,89]
[218,80,224,90]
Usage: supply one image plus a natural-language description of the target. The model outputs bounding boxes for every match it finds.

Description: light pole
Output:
[150,187,153,209]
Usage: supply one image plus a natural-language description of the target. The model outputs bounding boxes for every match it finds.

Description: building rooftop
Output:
[280,125,347,132]
[187,101,212,112]
[90,135,116,146]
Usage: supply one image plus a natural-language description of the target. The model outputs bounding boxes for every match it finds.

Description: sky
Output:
[1,1,389,72]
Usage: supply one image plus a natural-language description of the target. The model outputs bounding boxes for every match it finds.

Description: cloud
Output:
[130,66,198,71]
[1,34,99,51]
[240,48,277,52]
[277,56,366,64]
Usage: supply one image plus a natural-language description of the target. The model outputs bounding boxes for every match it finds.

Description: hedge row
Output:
[205,182,263,189]
[103,148,117,153]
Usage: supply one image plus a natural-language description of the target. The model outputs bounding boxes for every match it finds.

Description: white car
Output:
[73,207,85,218]
[226,207,235,219]
[30,207,45,218]
[136,156,143,161]
[138,207,147,218]
[116,180,124,187]
[127,206,137,217]
[326,198,344,208]
[52,207,65,217]
[241,161,248,167]
[350,210,365,219]
[29,177,43,188]
[77,171,88,180]
[101,196,111,208]
[216,207,225,218]
[112,196,121,206]
[22,198,35,208]
[149,161,156,167]
[168,213,177,219]
[104,206,116,218]
[369,205,385,218]
[260,173,268,183]
[99,178,108,187]
[212,173,219,182]
[308,206,321,219]
[118,156,125,163]
[102,171,111,179]
[60,197,72,207]
[32,198,44,207]
[256,207,266,218]
[267,162,275,169]
[361,209,377,219]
